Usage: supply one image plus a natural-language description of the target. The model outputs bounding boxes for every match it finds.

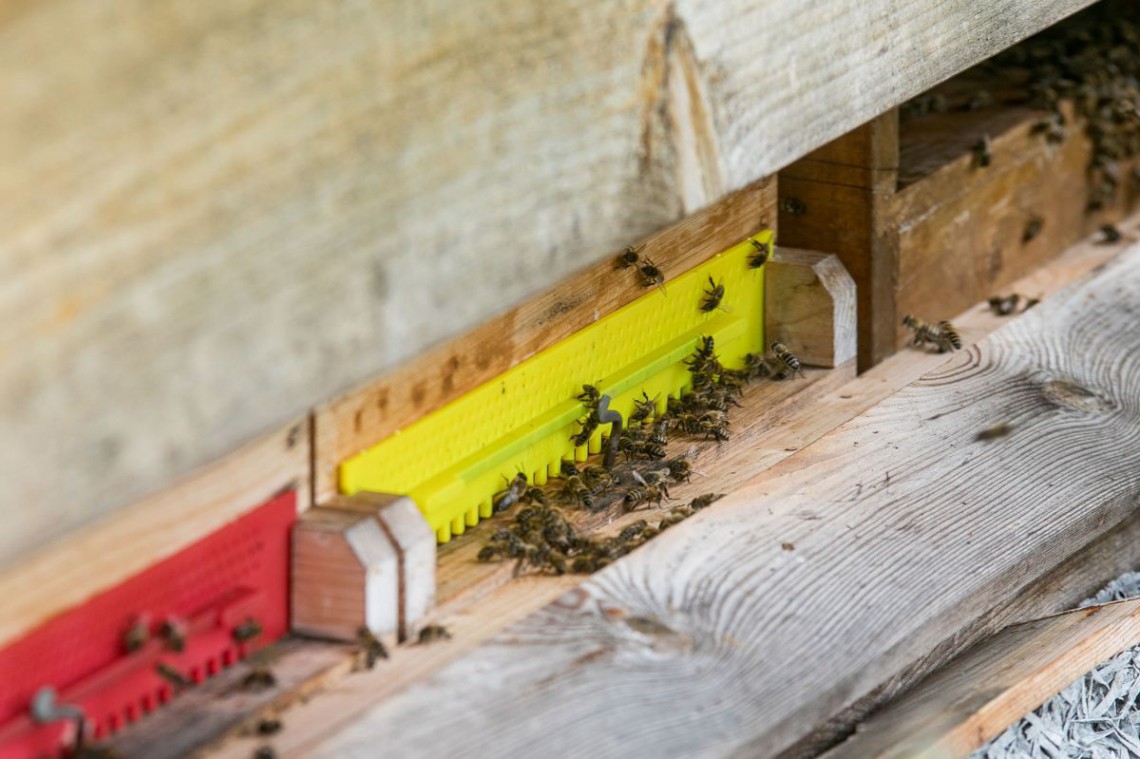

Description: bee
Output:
[520,486,548,505]
[666,457,693,483]
[770,341,804,379]
[649,418,669,446]
[1023,215,1044,243]
[1032,112,1066,143]
[1101,223,1123,243]
[158,619,186,653]
[232,618,264,643]
[742,352,771,380]
[477,544,501,562]
[623,481,666,512]
[560,460,579,478]
[975,422,1014,441]
[570,555,609,573]
[630,391,657,424]
[257,718,283,736]
[571,411,599,447]
[617,520,650,542]
[560,475,594,509]
[639,259,666,291]
[641,441,666,459]
[356,626,389,669]
[581,465,615,490]
[700,419,730,442]
[123,618,150,654]
[657,506,692,530]
[576,383,601,405]
[973,135,992,168]
[240,666,277,692]
[493,472,529,513]
[1024,297,1040,310]
[780,197,807,215]
[748,238,771,268]
[987,293,1020,316]
[417,624,452,644]
[155,662,193,690]
[615,244,644,270]
[699,277,726,313]
[254,747,277,759]
[689,493,725,510]
[902,315,962,353]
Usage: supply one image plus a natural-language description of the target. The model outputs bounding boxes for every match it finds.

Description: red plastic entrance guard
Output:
[0,489,296,758]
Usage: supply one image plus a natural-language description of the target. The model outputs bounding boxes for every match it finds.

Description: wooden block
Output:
[826,599,1140,759]
[291,507,399,646]
[766,248,857,368]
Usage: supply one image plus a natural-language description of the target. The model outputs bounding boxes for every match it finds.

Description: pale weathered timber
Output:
[302,242,1140,759]
[826,600,1140,759]
[0,418,309,650]
[0,0,1096,564]
[766,249,858,368]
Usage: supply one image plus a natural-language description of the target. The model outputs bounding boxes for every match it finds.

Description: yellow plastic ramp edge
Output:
[340,232,772,542]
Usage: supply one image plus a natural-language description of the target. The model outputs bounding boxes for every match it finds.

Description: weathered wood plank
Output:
[827,600,1140,759]
[0,0,1096,563]
[302,242,1140,758]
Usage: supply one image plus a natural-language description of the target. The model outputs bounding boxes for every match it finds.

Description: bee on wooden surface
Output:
[742,352,771,380]
[122,618,150,654]
[570,411,600,448]
[630,391,657,424]
[1024,297,1041,310]
[1101,223,1123,243]
[520,486,548,505]
[666,457,693,483]
[1022,215,1044,243]
[700,277,726,313]
[158,619,186,653]
[973,135,992,168]
[581,465,615,491]
[1032,112,1066,144]
[232,618,264,644]
[356,626,389,669]
[492,472,528,513]
[257,719,283,736]
[975,422,1014,441]
[987,293,1020,316]
[615,244,644,270]
[639,258,666,291]
[780,197,807,215]
[902,315,961,353]
[570,555,610,574]
[649,418,669,446]
[623,479,666,512]
[748,238,772,268]
[657,506,692,530]
[770,341,804,379]
[417,625,452,645]
[155,662,193,690]
[617,520,650,543]
[577,383,601,405]
[700,419,730,442]
[559,475,595,510]
[560,460,579,478]
[240,666,277,692]
[689,493,725,511]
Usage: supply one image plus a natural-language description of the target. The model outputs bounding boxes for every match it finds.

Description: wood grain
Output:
[826,600,1140,759]
[302,241,1140,758]
[0,418,308,649]
[0,0,1096,563]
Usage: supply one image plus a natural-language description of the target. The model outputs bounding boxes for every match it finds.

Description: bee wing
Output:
[631,470,648,486]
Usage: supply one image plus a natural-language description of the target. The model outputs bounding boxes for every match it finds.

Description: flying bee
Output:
[902,315,961,353]
[571,411,600,447]
[356,626,389,669]
[630,391,657,424]
[232,618,264,643]
[417,625,452,645]
[770,341,804,379]
[493,472,528,513]
[639,259,666,291]
[615,244,644,270]
[748,238,772,268]
[576,383,601,405]
[560,475,594,509]
[155,662,193,690]
[699,277,726,313]
[988,293,1020,316]
[936,320,962,351]
[690,493,725,510]
[973,135,992,168]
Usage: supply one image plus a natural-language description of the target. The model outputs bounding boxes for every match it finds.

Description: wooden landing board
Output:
[828,599,1140,759]
[296,241,1140,757]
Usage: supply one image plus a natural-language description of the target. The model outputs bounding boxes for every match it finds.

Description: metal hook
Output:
[31,686,87,750]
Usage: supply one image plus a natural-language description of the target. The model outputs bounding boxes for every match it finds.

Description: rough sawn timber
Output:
[0,0,1096,565]
[305,244,1140,758]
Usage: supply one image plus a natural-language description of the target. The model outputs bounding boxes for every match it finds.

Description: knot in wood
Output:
[1039,378,1115,414]
[620,615,694,654]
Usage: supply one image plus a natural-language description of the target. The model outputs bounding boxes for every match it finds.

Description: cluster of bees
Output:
[479,333,800,576]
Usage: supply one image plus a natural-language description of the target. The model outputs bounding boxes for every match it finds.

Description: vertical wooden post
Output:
[777,111,899,371]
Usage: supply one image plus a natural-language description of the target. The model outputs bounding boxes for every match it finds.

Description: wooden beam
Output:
[825,600,1140,759]
[0,418,309,650]
[0,0,1097,564]
[295,241,1140,758]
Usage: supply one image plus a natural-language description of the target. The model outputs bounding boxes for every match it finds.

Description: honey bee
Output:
[748,238,771,268]
[560,460,579,478]
[493,472,529,513]
[123,618,150,654]
[617,520,650,542]
[988,294,1020,316]
[689,493,725,510]
[639,259,666,290]
[902,315,961,353]
[666,458,693,482]
[232,618,264,643]
[657,506,692,530]
[559,475,594,509]
[770,341,804,379]
[417,624,452,644]
[577,383,601,405]
[630,391,657,424]
[581,465,615,490]
[356,626,389,669]
[257,718,283,736]
[742,352,771,380]
[699,277,726,313]
[240,666,277,692]
[1024,297,1040,310]
[975,422,1014,441]
[973,135,992,167]
[158,619,186,653]
[155,662,193,690]
[615,244,644,270]
[1101,223,1123,243]
[571,411,599,447]
[623,482,666,512]
[1023,215,1044,243]
[649,419,669,445]
[780,197,807,215]
[521,486,548,505]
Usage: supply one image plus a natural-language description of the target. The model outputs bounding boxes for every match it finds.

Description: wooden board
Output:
[826,599,1140,758]
[0,0,1097,564]
[293,239,1140,758]
[0,418,309,649]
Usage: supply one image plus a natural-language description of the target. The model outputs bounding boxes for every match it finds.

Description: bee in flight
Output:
[902,315,961,353]
[770,341,804,379]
